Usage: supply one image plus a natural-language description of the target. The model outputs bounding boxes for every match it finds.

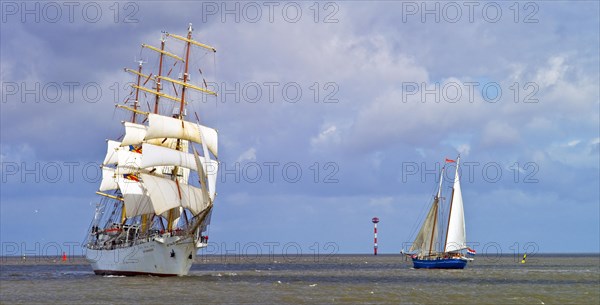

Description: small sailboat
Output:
[405,156,473,269]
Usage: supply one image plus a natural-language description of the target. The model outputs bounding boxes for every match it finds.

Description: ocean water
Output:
[1,254,598,304]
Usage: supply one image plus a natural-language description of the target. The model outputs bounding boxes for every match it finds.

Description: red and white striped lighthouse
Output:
[372,217,379,255]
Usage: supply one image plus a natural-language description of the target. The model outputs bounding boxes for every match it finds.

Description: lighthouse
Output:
[372,217,379,255]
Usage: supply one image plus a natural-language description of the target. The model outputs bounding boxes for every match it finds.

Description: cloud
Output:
[347,77,490,151]
[456,144,471,156]
[368,196,395,213]
[480,121,520,147]
[0,143,36,163]
[535,56,567,88]
[236,147,257,162]
[1,1,598,253]
[310,124,340,151]
[545,137,600,169]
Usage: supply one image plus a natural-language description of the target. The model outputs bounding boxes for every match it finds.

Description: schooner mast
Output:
[427,165,444,257]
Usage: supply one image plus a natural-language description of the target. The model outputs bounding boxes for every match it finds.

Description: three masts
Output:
[85,24,219,276]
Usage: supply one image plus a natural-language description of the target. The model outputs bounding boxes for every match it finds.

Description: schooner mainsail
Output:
[85,24,218,276]
[405,156,474,269]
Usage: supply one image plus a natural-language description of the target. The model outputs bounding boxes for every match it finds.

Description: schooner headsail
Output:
[85,24,219,276]
[444,158,467,253]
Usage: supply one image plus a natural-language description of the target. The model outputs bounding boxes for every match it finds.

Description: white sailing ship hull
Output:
[85,236,204,276]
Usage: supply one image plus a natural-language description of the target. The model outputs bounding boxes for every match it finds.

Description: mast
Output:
[177,24,194,226]
[121,205,127,223]
[132,61,143,123]
[443,156,462,253]
[153,35,166,114]
[436,165,444,201]
[443,184,455,253]
[146,35,165,233]
[427,202,438,257]
[121,61,144,224]
[168,24,194,230]
[427,166,445,257]
[179,23,193,119]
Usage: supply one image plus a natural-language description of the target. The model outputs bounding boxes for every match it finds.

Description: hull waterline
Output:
[86,236,199,276]
[412,257,468,269]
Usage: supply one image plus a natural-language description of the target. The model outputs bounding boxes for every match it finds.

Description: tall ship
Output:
[404,156,475,269]
[84,24,219,276]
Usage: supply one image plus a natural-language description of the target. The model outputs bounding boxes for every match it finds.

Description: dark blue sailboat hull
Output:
[412,257,468,269]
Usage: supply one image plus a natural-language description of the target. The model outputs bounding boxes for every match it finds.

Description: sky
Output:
[1,1,599,257]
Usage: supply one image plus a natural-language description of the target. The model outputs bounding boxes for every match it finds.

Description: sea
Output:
[1,254,598,304]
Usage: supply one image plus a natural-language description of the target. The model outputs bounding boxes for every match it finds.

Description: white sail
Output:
[144,113,218,157]
[118,177,154,217]
[179,181,210,215]
[444,158,467,252]
[140,173,182,215]
[177,140,191,185]
[410,198,439,255]
[145,137,180,150]
[204,158,219,200]
[140,174,210,216]
[116,148,142,174]
[146,140,192,187]
[141,143,197,171]
[99,167,118,191]
[121,122,147,146]
[149,138,180,149]
[141,143,218,199]
[197,119,218,201]
[172,207,184,228]
[103,140,121,165]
